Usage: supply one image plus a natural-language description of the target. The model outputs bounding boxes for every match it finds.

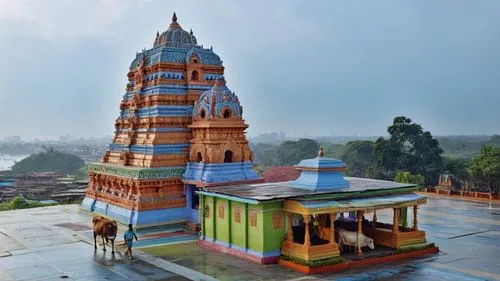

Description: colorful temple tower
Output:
[82,13,260,226]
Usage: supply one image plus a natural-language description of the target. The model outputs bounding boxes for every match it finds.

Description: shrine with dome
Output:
[82,13,438,274]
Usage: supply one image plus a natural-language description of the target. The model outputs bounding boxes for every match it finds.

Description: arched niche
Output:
[223,108,231,119]
[191,70,199,81]
[224,150,233,163]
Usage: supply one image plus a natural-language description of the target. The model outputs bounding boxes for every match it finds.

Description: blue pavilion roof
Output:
[290,148,349,191]
[295,157,346,169]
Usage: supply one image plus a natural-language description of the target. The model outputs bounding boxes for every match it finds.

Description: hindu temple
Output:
[83,13,438,273]
[82,13,261,226]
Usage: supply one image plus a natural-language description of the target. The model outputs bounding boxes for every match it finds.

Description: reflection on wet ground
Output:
[0,196,499,280]
[0,207,189,281]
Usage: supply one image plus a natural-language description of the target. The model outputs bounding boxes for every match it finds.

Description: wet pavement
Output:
[0,206,191,281]
[0,196,499,280]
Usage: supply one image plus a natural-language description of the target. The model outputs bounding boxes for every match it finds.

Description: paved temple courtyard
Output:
[0,196,499,280]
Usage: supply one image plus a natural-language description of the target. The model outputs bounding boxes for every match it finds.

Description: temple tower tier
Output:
[183,76,263,187]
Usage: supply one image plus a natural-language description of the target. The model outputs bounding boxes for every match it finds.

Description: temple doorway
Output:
[224,150,233,163]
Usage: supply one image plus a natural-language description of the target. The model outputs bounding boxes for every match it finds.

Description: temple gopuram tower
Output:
[82,13,237,226]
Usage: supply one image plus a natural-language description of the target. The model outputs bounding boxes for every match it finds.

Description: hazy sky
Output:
[0,0,499,140]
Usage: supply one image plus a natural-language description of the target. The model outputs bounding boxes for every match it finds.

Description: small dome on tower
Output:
[193,76,243,119]
[154,13,198,48]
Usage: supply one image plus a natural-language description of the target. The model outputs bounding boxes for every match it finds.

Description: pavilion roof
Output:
[198,177,418,204]
[283,193,426,215]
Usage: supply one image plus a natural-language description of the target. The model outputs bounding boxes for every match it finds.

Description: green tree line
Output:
[251,116,500,194]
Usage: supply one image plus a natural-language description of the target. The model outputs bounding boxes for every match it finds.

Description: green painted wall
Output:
[230,201,246,248]
[203,196,215,239]
[215,198,230,242]
[247,204,264,252]
[201,195,285,254]
[262,202,286,252]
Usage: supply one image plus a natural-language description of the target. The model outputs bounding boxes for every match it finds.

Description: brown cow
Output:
[92,216,118,254]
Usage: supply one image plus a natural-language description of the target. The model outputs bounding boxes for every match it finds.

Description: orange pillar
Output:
[304,215,311,246]
[329,213,336,245]
[393,208,399,233]
[287,212,293,241]
[357,211,364,255]
[357,211,363,234]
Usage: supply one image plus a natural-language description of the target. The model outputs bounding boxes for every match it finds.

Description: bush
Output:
[0,196,56,211]
[396,243,436,254]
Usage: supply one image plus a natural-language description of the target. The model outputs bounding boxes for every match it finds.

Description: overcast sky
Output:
[0,0,499,140]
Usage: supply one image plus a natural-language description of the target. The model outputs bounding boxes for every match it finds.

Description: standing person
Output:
[124,224,138,258]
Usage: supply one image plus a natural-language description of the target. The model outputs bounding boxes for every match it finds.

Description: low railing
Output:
[422,189,499,200]
[281,239,340,262]
[364,226,426,249]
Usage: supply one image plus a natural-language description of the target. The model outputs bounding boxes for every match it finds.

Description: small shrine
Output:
[435,171,455,195]
[197,148,438,273]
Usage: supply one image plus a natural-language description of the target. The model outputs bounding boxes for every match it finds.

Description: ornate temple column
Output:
[357,211,364,234]
[287,212,293,242]
[393,208,399,233]
[357,211,364,255]
[413,205,418,231]
[372,210,377,229]
[329,212,336,245]
[303,215,311,246]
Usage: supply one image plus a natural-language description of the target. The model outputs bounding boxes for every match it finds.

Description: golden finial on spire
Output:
[172,12,177,22]
[318,147,324,157]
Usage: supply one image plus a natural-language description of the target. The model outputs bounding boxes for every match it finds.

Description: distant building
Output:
[2,136,22,143]
[435,171,456,194]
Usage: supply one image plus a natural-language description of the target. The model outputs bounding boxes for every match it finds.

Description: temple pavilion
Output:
[82,13,437,272]
[197,148,433,267]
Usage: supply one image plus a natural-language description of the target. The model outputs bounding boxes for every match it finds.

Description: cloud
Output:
[0,0,151,40]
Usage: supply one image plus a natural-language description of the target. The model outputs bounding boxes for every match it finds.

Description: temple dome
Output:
[193,76,243,119]
[153,13,198,48]
[290,147,350,191]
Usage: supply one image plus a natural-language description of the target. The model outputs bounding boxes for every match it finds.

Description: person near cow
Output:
[124,224,138,257]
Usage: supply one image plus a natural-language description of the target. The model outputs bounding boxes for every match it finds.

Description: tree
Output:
[322,143,345,159]
[341,140,376,178]
[374,138,404,181]
[273,139,320,166]
[443,156,470,183]
[374,116,443,185]
[394,171,425,185]
[468,146,500,194]
[250,142,279,167]
[11,148,85,175]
